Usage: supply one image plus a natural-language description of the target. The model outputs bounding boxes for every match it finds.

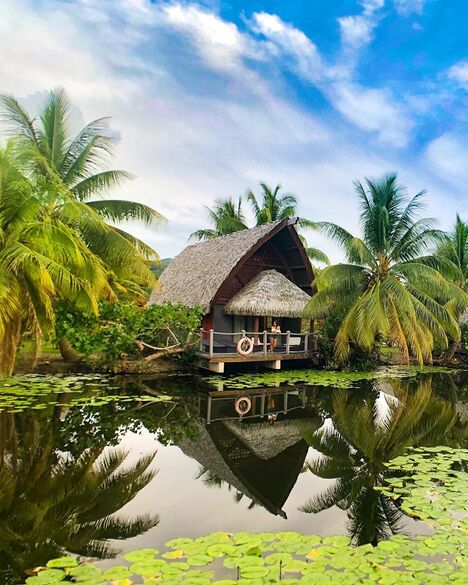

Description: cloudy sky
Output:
[1,0,467,260]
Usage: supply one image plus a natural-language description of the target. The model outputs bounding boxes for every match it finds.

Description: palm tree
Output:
[190,197,248,241]
[248,182,329,265]
[247,183,298,225]
[0,145,114,374]
[305,174,468,364]
[437,214,468,290]
[0,410,159,580]
[300,378,461,544]
[0,88,165,292]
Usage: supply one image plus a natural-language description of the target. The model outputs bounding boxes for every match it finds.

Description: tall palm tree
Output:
[247,183,298,225]
[437,214,468,290]
[300,378,461,544]
[0,145,113,374]
[190,197,248,241]
[0,410,159,580]
[248,182,329,265]
[0,88,166,292]
[305,174,468,364]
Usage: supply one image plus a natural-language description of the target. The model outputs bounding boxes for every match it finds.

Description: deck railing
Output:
[199,329,318,358]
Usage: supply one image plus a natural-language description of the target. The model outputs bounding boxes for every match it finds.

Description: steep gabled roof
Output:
[149,219,295,312]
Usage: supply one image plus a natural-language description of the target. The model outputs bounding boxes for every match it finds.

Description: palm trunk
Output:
[0,314,22,376]
[441,340,460,365]
[58,336,81,363]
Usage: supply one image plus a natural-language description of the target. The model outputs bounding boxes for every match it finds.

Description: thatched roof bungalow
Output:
[150,219,315,367]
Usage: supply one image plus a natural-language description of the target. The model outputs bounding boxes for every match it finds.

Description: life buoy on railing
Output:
[235,395,252,416]
[237,337,254,356]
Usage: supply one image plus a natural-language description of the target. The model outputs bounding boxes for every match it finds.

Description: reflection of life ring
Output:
[235,395,252,416]
[237,337,254,356]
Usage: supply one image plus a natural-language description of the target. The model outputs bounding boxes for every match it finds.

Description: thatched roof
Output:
[148,219,292,312]
[225,269,311,318]
[224,417,320,459]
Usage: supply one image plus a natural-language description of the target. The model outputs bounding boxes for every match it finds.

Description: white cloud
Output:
[394,0,427,15]
[424,133,468,188]
[250,12,323,81]
[447,60,468,90]
[163,3,259,73]
[338,15,376,49]
[327,82,413,147]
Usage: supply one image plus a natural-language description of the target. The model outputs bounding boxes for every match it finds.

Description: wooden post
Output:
[207,396,212,424]
[304,332,309,352]
[209,329,214,357]
[199,328,204,351]
[286,331,291,354]
[263,331,268,355]
[254,316,259,345]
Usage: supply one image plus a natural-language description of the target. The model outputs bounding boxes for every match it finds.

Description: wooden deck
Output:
[197,350,317,363]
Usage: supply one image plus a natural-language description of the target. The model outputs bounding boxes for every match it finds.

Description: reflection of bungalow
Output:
[178,418,318,518]
[149,218,318,372]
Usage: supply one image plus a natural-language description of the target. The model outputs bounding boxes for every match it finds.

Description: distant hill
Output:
[150,258,172,278]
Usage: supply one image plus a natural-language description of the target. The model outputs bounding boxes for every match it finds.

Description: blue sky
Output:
[0,0,467,260]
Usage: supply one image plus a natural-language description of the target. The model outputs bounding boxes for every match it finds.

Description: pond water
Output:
[0,367,467,584]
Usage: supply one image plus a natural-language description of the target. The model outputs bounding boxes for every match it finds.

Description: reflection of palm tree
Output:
[0,411,158,580]
[300,379,460,544]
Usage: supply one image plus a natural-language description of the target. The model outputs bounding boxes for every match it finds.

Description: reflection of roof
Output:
[225,270,311,318]
[224,418,318,460]
[149,220,286,312]
[178,418,319,518]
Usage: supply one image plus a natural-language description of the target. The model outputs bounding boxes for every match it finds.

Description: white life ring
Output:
[237,336,254,356]
[235,395,252,416]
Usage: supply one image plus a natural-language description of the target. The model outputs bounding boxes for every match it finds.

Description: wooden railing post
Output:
[286,331,291,354]
[209,329,214,358]
[263,331,268,355]
[304,332,309,352]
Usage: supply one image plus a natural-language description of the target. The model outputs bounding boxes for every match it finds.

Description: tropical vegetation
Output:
[0,89,165,375]
[191,182,330,265]
[190,197,247,241]
[55,301,204,370]
[305,174,468,365]
[437,214,468,290]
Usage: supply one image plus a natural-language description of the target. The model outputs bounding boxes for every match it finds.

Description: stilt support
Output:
[264,359,281,370]
[207,361,225,374]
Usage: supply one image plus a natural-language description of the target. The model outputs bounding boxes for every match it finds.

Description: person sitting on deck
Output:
[270,320,281,352]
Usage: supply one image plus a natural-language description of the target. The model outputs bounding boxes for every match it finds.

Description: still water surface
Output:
[0,369,467,583]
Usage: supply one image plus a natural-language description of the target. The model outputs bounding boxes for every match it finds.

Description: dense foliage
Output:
[56,301,203,369]
[0,89,164,374]
[305,174,468,365]
[436,214,468,290]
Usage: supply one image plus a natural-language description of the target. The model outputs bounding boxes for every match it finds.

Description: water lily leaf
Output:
[186,554,213,567]
[162,550,185,559]
[68,565,103,581]
[46,557,78,569]
[205,543,236,557]
[124,549,159,563]
[129,559,167,576]
[265,552,293,565]
[102,566,133,580]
